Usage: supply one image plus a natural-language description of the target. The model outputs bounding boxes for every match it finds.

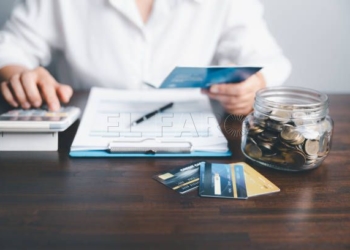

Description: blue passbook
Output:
[159,66,262,89]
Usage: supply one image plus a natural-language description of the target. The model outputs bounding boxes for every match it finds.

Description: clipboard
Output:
[70,88,232,158]
[69,138,232,158]
[69,151,232,158]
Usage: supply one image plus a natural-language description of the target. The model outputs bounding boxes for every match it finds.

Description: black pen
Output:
[131,102,174,126]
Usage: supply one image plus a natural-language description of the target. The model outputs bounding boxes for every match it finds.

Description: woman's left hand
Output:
[201,72,266,115]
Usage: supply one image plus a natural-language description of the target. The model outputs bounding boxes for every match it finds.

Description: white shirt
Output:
[0,0,291,90]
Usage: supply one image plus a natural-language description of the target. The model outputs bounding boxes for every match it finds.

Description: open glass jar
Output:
[241,87,333,171]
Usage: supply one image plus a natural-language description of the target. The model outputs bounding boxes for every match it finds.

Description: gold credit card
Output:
[232,162,280,197]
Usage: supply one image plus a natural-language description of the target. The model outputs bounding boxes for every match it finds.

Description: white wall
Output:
[0,0,349,93]
[261,0,350,93]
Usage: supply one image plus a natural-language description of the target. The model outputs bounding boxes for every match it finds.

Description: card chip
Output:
[158,173,174,180]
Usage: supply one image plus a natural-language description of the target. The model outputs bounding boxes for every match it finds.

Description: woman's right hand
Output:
[0,66,73,111]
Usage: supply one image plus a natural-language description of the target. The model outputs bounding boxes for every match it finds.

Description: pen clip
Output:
[108,138,192,154]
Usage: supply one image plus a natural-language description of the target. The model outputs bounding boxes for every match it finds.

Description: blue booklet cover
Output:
[159,66,262,89]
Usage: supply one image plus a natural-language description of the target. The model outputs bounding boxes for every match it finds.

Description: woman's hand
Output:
[0,66,73,111]
[202,73,266,115]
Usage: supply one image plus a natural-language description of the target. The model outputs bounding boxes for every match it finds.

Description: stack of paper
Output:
[70,87,230,157]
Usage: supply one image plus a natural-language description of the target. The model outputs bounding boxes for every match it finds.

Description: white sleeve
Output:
[214,0,292,87]
[0,0,60,70]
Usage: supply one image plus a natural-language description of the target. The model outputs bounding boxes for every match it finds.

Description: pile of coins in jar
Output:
[242,110,333,171]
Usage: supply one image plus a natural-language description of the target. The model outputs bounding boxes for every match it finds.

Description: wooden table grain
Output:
[0,92,349,250]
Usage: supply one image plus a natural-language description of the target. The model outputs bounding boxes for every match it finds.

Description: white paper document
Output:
[71,87,229,153]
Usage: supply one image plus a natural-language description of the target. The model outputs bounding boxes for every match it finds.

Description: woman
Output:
[0,0,291,114]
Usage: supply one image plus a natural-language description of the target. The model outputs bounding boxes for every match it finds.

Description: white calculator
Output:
[0,106,81,132]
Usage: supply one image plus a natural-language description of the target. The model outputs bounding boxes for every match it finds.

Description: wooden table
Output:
[0,92,349,250]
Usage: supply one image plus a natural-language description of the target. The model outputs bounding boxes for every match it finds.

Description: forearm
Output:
[0,65,28,82]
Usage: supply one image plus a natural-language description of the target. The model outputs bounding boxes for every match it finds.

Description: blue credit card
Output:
[159,66,262,89]
[153,161,206,194]
[199,162,248,199]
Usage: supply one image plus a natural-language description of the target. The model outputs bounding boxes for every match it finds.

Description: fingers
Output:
[9,74,31,109]
[208,73,265,96]
[21,71,42,108]
[57,84,73,103]
[0,67,72,111]
[200,73,267,115]
[34,68,60,111]
[37,67,73,110]
[205,91,255,106]
[204,91,254,115]
[1,81,19,107]
[209,83,247,96]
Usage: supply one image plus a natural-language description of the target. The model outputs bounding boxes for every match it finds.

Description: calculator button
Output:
[19,111,33,116]
[32,110,46,116]
[3,110,21,116]
[45,112,68,117]
[2,113,14,117]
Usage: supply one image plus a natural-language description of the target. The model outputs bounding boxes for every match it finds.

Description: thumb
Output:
[56,84,73,104]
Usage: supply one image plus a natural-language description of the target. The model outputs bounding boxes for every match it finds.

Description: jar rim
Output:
[256,86,328,108]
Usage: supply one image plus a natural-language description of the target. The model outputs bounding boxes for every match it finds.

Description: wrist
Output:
[0,65,28,81]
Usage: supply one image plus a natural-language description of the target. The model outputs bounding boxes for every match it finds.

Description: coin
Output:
[318,134,329,157]
[266,119,284,132]
[282,150,306,169]
[281,124,300,141]
[279,139,296,150]
[263,150,277,157]
[296,125,320,140]
[296,144,304,152]
[259,142,274,151]
[261,131,278,141]
[321,118,333,133]
[248,126,264,135]
[274,142,289,152]
[292,111,307,119]
[304,139,320,156]
[247,116,265,133]
[305,153,318,165]
[270,110,291,123]
[248,137,258,146]
[289,135,305,146]
[257,134,272,143]
[306,154,318,160]
[245,143,263,159]
[293,119,304,126]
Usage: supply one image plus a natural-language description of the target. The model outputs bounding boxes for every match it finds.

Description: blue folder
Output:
[69,150,232,158]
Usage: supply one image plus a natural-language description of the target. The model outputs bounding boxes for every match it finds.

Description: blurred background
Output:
[0,0,349,93]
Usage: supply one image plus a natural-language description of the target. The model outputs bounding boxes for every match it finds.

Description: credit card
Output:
[237,162,280,197]
[199,162,279,199]
[153,161,205,194]
[159,66,262,89]
[199,162,247,199]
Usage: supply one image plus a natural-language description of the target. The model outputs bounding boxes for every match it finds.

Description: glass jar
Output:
[241,86,333,171]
